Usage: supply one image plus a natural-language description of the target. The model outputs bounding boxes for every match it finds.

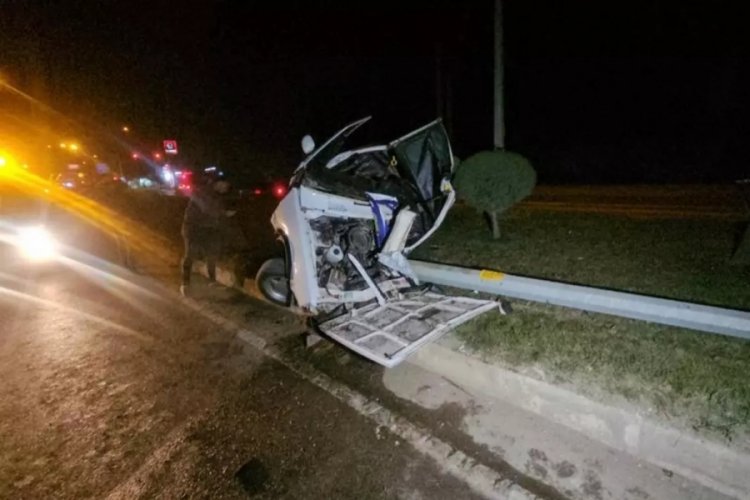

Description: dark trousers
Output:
[181,228,220,286]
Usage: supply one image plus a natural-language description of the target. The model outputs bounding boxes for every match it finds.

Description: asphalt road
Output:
[0,212,481,499]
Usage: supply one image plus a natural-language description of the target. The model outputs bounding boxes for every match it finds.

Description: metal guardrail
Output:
[410,260,750,341]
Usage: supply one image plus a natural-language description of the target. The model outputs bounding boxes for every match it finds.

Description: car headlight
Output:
[17,226,58,262]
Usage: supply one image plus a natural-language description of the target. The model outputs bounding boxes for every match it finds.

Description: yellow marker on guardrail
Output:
[479,270,505,281]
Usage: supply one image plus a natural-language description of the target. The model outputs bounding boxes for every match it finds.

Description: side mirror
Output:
[301,135,315,155]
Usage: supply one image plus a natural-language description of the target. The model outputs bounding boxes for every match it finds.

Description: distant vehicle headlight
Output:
[17,226,58,262]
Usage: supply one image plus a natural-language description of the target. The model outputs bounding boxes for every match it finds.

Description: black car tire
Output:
[256,257,290,306]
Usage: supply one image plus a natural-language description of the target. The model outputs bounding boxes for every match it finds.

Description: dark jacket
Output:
[181,186,226,236]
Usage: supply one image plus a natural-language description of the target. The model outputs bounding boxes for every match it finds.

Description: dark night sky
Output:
[1,0,749,183]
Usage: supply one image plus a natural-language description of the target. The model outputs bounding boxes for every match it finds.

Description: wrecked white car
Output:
[257,117,497,366]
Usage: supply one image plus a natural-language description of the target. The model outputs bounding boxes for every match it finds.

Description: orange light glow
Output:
[0,164,174,266]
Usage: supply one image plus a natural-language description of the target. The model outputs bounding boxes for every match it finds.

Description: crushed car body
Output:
[257,117,497,366]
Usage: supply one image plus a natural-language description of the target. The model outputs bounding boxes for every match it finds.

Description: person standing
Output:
[180,178,235,296]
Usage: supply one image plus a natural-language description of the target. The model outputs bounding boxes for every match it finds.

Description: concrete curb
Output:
[194,262,261,296]
[408,340,750,500]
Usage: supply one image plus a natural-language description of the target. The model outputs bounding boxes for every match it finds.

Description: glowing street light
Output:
[122,125,130,133]
[131,152,139,160]
[153,152,162,160]
[59,142,67,149]
[69,143,79,151]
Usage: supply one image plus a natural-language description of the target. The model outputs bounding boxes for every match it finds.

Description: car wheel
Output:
[256,257,290,306]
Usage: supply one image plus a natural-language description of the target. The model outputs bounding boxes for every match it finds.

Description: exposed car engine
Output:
[310,216,377,291]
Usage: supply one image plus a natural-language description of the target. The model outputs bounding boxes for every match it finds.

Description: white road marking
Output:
[104,415,204,500]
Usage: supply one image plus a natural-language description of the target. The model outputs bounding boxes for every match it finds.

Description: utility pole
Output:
[493,0,505,150]
[435,40,454,137]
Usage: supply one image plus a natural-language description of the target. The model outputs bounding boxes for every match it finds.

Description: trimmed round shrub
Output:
[454,150,536,238]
